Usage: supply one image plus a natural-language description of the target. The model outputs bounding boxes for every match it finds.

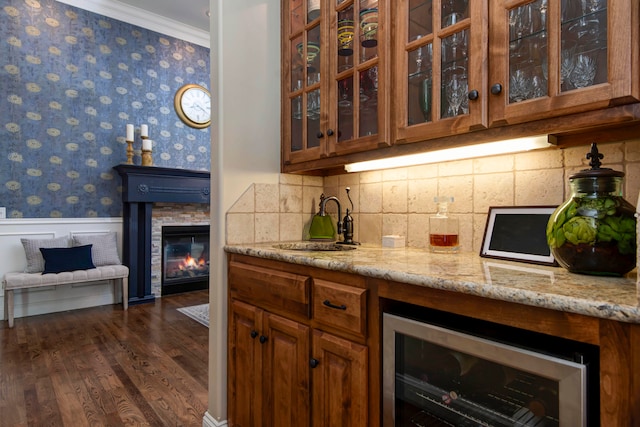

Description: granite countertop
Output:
[224,243,640,324]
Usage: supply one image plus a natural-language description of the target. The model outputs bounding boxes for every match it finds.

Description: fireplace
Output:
[161,225,210,295]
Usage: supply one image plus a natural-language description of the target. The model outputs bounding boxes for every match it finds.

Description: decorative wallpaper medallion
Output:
[0,0,210,218]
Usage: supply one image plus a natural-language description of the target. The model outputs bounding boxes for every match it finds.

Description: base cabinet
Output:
[227,256,371,427]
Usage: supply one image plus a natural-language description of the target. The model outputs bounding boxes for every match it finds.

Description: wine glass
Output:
[569,52,597,88]
[445,70,468,116]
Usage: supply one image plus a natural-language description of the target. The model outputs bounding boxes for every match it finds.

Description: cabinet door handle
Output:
[490,83,502,95]
[323,299,347,310]
[326,129,335,136]
[250,330,258,339]
[309,358,319,368]
[259,335,268,344]
[468,89,479,100]
[316,131,324,139]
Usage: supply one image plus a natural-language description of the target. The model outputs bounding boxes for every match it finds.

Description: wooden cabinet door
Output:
[282,0,389,171]
[262,312,311,427]
[395,0,489,145]
[311,329,368,427]
[228,300,263,427]
[488,0,640,126]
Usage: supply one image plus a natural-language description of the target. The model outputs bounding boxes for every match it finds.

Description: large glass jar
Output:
[546,144,636,276]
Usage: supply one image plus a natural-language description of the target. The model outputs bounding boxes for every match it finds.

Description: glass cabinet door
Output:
[284,0,324,165]
[330,0,386,157]
[397,0,486,145]
[489,0,637,127]
[283,0,387,169]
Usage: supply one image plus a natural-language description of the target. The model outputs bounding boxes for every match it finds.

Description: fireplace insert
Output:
[382,301,599,426]
[161,225,210,295]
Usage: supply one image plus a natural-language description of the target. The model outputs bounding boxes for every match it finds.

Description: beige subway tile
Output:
[383,181,408,213]
[279,213,304,242]
[280,184,303,213]
[624,139,640,162]
[473,213,490,254]
[457,213,474,253]
[227,184,255,213]
[382,214,408,239]
[360,182,383,213]
[303,185,325,214]
[473,173,514,213]
[360,170,383,183]
[439,159,473,176]
[515,169,564,206]
[324,175,340,188]
[280,173,303,185]
[408,178,438,213]
[438,175,473,213]
[302,175,324,187]
[514,148,563,170]
[339,173,360,186]
[564,142,623,168]
[624,162,640,204]
[226,213,255,245]
[255,213,280,243]
[408,163,438,180]
[407,213,429,248]
[255,183,279,212]
[473,155,514,174]
[358,213,382,245]
[382,167,408,181]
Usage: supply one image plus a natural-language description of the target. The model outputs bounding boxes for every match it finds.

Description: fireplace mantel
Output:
[114,165,211,304]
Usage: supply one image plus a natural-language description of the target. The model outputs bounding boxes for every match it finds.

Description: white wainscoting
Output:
[0,217,124,323]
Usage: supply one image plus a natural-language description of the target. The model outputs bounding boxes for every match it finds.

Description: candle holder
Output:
[141,136,153,166]
[126,139,134,164]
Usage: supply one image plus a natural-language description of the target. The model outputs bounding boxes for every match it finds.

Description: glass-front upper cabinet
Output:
[395,0,487,145]
[489,0,639,126]
[282,0,388,170]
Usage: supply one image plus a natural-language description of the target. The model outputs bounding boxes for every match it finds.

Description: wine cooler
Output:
[383,306,599,426]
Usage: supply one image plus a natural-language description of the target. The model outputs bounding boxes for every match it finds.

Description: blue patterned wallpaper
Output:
[0,0,210,218]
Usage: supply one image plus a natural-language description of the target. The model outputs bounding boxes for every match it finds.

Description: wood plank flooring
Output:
[0,290,209,427]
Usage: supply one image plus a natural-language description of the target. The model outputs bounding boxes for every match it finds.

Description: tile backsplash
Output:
[226,141,640,253]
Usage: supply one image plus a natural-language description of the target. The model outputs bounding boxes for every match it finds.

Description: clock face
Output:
[174,84,211,128]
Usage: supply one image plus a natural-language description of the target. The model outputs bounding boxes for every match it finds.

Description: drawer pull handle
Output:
[323,299,347,310]
[309,358,319,368]
[259,335,268,344]
[250,330,258,339]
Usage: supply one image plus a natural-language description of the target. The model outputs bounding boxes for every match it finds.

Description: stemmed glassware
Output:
[444,69,468,117]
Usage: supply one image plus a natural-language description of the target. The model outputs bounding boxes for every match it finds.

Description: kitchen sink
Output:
[272,242,357,251]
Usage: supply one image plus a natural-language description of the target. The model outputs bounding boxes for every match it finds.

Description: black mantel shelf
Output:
[114,164,211,305]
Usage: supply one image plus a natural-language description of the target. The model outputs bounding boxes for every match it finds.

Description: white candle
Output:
[140,124,148,138]
[126,124,134,141]
[142,139,152,151]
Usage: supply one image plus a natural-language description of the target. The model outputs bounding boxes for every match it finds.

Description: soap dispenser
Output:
[429,196,459,253]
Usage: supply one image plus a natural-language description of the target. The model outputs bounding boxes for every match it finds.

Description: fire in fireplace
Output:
[161,225,210,295]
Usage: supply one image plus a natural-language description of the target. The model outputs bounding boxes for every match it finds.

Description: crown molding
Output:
[55,0,210,48]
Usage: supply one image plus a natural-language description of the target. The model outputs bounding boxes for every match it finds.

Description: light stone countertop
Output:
[224,243,640,324]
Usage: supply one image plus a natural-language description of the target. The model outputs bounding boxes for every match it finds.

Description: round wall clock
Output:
[174,84,211,129]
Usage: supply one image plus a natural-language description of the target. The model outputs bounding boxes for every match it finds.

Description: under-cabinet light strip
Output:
[344,136,552,173]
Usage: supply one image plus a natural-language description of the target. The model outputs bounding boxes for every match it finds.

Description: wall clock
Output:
[174,84,211,129]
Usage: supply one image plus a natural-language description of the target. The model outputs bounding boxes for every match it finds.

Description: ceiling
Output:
[116,0,210,31]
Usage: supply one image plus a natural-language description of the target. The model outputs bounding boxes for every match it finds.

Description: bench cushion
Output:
[4,265,129,290]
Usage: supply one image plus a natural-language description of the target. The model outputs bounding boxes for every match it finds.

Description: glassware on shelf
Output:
[429,196,459,253]
[360,8,378,47]
[338,19,355,56]
[307,0,320,22]
[338,77,353,111]
[419,77,432,121]
[569,51,597,88]
[441,0,468,29]
[297,41,320,73]
[442,66,467,118]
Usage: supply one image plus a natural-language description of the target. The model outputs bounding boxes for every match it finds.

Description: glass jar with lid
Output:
[546,143,636,276]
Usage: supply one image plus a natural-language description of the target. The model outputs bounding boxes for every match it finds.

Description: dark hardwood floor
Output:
[0,290,209,427]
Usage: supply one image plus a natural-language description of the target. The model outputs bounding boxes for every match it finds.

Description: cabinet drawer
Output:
[229,261,311,317]
[313,279,367,337]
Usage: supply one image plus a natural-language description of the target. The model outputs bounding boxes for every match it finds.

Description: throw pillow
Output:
[21,236,70,273]
[72,232,121,266]
[40,245,96,274]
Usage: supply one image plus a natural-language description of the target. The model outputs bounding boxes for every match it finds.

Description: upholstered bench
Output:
[3,232,130,328]
[3,265,129,328]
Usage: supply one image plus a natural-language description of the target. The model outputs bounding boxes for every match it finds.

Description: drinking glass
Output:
[570,52,597,88]
[445,70,467,116]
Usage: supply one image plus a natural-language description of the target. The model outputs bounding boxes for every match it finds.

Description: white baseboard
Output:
[203,412,227,427]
